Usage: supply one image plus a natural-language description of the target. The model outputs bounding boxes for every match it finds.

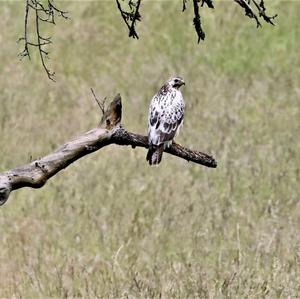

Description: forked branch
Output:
[0,94,217,206]
[116,0,276,43]
[234,0,277,28]
[116,0,142,39]
[18,0,68,81]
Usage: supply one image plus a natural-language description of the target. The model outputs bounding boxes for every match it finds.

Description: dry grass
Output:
[0,1,299,298]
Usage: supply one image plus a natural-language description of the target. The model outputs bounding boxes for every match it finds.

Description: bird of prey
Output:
[146,77,185,165]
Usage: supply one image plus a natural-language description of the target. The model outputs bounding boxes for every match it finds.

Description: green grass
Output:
[0,1,299,298]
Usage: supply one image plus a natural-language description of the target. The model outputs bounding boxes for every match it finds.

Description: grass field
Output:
[0,1,299,298]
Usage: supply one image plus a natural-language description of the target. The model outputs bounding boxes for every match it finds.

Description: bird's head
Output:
[168,77,185,89]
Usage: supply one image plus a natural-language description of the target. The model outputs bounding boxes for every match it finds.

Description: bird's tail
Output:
[146,144,164,166]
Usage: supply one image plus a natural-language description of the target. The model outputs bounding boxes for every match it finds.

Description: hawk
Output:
[146,77,185,165]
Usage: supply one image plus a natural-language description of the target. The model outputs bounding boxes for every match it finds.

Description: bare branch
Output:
[181,0,214,43]
[34,3,55,81]
[129,0,141,38]
[201,0,214,9]
[182,0,188,12]
[252,0,277,26]
[18,0,31,60]
[116,0,142,39]
[192,0,206,43]
[48,0,69,19]
[90,88,106,116]
[234,0,277,28]
[19,0,68,81]
[0,94,217,206]
[234,0,261,27]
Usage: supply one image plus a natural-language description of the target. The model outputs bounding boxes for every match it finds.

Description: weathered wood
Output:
[0,94,217,206]
[112,129,217,168]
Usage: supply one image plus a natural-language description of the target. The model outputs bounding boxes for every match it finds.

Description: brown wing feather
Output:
[156,115,183,144]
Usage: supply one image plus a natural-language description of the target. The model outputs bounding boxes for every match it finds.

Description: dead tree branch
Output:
[0,94,217,206]
[234,0,277,28]
[91,88,106,115]
[18,0,68,81]
[192,0,207,43]
[116,0,276,43]
[116,0,142,39]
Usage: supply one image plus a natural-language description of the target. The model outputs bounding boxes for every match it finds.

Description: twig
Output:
[116,0,132,35]
[193,0,206,43]
[201,0,214,9]
[90,88,106,115]
[234,0,261,27]
[18,0,31,60]
[116,0,141,39]
[182,0,188,12]
[34,2,55,81]
[19,0,68,81]
[234,0,277,28]
[129,0,141,38]
[182,0,214,43]
[252,0,277,25]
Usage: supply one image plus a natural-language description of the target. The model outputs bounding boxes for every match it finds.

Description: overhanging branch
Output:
[18,0,68,81]
[116,0,142,39]
[192,0,206,43]
[0,94,217,206]
[20,0,277,80]
[234,0,277,28]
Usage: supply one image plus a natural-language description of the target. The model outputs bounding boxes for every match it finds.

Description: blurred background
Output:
[0,1,299,297]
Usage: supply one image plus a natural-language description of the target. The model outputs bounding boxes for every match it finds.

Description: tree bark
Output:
[0,94,217,206]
